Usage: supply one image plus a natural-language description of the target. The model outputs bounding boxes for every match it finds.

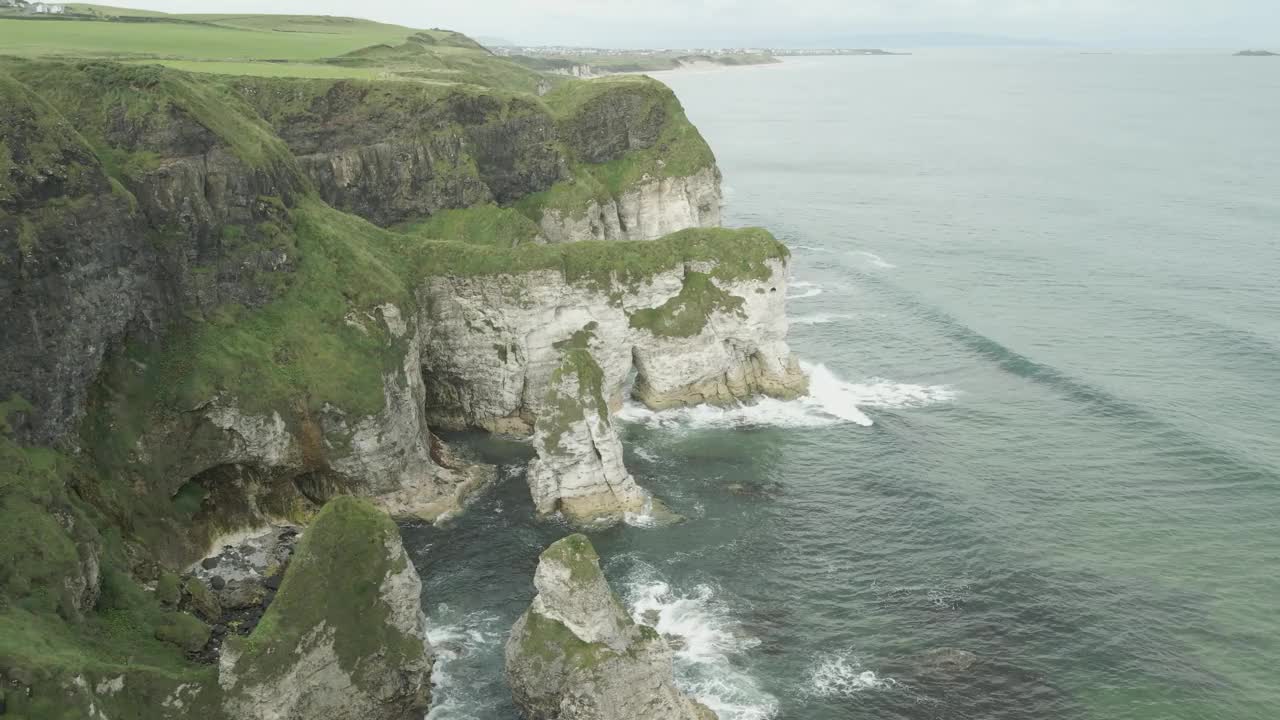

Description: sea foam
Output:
[786,280,824,300]
[791,312,853,326]
[424,605,506,720]
[804,649,898,697]
[622,564,779,720]
[853,250,897,269]
[618,361,954,430]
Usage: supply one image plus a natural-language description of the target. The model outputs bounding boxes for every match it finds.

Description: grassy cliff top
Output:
[0,7,545,91]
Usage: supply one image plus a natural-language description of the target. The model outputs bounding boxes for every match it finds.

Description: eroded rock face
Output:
[538,167,722,243]
[131,302,495,536]
[219,497,433,720]
[505,535,716,720]
[527,349,651,527]
[420,254,808,434]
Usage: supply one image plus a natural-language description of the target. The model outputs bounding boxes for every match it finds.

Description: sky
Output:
[115,0,1280,48]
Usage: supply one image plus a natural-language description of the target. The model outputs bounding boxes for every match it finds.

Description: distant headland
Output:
[491,45,909,77]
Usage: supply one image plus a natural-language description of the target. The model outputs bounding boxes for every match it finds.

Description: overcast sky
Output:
[123,0,1280,48]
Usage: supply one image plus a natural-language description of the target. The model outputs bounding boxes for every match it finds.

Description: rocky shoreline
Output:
[0,17,809,718]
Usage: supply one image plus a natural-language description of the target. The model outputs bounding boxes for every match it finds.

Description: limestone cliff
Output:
[505,534,715,720]
[527,347,652,527]
[536,165,721,243]
[419,228,808,434]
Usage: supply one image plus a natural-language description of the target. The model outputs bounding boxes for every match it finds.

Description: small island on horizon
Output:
[1235,49,1278,56]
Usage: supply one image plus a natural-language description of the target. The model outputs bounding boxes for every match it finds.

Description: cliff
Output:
[1,15,798,718]
[418,227,806,434]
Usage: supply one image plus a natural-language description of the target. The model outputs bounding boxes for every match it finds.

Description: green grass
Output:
[7,59,300,172]
[125,59,386,79]
[400,202,542,247]
[515,76,716,220]
[0,17,409,60]
[0,13,546,92]
[0,432,222,718]
[229,497,424,690]
[415,226,786,292]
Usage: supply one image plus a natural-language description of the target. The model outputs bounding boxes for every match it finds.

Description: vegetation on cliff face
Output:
[226,497,426,693]
[540,346,610,456]
[414,225,786,290]
[629,271,747,338]
[0,10,760,717]
[515,76,717,221]
[0,408,221,720]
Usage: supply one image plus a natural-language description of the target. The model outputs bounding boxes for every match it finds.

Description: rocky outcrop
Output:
[538,166,722,243]
[110,299,494,555]
[219,497,433,720]
[419,229,808,434]
[527,348,652,527]
[505,534,715,720]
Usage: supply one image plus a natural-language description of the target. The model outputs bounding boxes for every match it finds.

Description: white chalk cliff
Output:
[419,255,807,435]
[537,167,722,243]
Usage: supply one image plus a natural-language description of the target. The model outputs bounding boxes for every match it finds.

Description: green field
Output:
[0,16,417,60]
[0,6,543,89]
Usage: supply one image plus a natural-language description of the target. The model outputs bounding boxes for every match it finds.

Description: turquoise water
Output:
[407,52,1280,720]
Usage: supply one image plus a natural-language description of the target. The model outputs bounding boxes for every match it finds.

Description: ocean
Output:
[404,51,1280,720]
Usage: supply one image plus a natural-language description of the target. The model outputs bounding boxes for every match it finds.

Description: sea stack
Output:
[527,344,654,527]
[505,534,716,720]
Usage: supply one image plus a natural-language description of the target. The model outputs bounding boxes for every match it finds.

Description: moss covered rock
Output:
[218,496,432,720]
[505,534,715,720]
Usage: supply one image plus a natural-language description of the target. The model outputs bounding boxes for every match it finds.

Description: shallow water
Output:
[406,51,1280,720]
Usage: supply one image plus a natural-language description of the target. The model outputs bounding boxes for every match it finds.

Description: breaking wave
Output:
[622,563,779,720]
[787,281,824,300]
[804,648,898,698]
[791,312,853,326]
[424,606,506,720]
[618,362,955,430]
[853,250,897,269]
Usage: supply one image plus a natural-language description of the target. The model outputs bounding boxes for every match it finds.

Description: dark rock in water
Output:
[210,576,226,591]
[662,634,687,652]
[201,556,220,570]
[918,647,980,673]
[642,609,662,626]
